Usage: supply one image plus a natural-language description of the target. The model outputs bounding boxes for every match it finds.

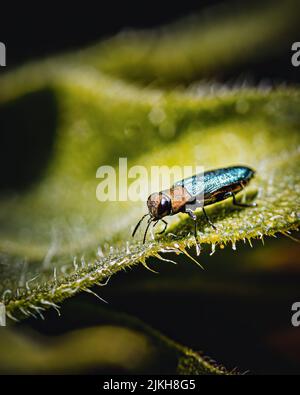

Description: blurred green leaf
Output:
[0,306,231,375]
[79,0,299,85]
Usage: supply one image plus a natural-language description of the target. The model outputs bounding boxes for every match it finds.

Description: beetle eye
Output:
[157,196,170,218]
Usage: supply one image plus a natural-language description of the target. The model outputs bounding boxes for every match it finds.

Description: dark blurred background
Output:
[1,0,299,84]
[2,1,219,66]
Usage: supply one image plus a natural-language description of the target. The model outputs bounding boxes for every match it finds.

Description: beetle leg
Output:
[231,192,257,207]
[143,217,154,244]
[186,209,201,250]
[154,219,168,235]
[132,213,150,237]
[202,207,217,230]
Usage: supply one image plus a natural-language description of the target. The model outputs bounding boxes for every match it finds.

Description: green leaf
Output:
[79,0,299,85]
[0,0,299,325]
[0,305,231,375]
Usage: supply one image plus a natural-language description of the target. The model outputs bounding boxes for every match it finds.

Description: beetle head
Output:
[147,192,171,219]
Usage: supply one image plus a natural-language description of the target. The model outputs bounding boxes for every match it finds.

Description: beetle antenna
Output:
[132,213,150,238]
[143,217,154,244]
